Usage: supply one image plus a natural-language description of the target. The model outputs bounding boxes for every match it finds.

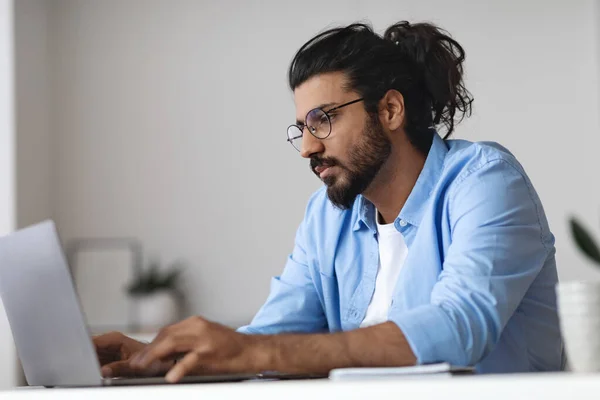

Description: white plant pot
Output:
[136,291,179,330]
[556,280,600,372]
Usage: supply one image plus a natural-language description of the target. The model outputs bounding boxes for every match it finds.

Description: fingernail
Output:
[101,367,112,378]
[165,370,178,383]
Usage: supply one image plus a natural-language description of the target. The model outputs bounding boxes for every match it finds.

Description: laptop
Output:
[0,220,325,387]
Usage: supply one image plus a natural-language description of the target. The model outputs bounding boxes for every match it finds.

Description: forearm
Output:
[250,321,417,374]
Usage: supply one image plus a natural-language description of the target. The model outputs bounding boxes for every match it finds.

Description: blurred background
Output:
[2,0,600,388]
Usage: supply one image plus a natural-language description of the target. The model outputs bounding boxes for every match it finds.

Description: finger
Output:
[103,358,168,378]
[152,321,184,343]
[165,352,200,383]
[132,319,204,368]
[102,360,136,378]
[93,331,125,352]
[97,354,117,366]
[132,338,188,369]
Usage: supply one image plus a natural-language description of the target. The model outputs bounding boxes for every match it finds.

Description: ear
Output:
[378,89,405,131]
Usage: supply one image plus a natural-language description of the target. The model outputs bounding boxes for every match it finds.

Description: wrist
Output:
[245,334,277,372]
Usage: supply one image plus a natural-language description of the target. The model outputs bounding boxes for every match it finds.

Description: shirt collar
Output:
[353,131,448,231]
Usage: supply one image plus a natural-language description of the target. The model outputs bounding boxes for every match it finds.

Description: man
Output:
[94,21,564,382]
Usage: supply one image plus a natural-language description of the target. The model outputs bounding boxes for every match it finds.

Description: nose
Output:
[300,128,325,159]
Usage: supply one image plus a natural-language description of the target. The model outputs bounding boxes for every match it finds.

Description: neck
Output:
[363,136,427,225]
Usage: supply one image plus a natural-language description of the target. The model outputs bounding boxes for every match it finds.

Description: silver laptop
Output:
[0,220,325,387]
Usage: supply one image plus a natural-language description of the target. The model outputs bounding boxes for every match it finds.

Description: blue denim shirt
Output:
[238,133,564,373]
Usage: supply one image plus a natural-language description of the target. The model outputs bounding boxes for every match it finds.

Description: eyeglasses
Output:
[286,98,364,152]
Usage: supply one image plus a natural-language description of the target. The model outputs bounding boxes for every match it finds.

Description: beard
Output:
[310,114,392,210]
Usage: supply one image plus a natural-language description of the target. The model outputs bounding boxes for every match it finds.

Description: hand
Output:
[93,331,175,378]
[130,316,263,383]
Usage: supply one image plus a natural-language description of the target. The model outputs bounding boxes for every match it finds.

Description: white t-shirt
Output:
[360,211,409,328]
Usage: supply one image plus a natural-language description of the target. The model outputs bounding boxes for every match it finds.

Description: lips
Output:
[314,165,330,174]
[315,165,335,180]
[311,158,337,180]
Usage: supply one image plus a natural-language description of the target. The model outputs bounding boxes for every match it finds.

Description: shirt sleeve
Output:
[237,205,327,335]
[389,159,554,366]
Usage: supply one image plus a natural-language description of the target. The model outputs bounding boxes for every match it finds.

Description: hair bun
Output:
[383,21,412,45]
[383,20,472,137]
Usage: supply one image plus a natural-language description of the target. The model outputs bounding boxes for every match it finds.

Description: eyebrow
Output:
[295,102,337,125]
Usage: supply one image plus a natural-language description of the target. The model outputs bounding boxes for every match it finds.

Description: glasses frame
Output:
[287,98,364,151]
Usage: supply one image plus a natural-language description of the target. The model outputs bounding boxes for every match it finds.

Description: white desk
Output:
[2,372,597,400]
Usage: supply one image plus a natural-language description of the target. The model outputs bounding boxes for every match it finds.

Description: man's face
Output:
[293,72,392,209]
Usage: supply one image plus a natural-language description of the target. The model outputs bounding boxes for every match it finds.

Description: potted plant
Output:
[559,216,600,372]
[126,259,185,330]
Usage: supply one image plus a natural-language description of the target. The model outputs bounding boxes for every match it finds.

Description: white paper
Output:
[328,363,475,380]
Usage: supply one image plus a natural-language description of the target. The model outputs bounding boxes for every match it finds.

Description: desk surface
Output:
[1,372,597,400]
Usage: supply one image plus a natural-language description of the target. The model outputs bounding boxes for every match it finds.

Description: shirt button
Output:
[399,219,408,227]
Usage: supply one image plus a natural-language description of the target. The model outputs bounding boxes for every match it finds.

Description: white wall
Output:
[35,0,600,328]
[0,0,18,389]
[12,0,53,386]
[14,0,51,230]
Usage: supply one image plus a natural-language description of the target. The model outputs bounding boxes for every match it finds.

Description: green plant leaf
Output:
[163,268,181,288]
[570,216,600,265]
[125,259,185,296]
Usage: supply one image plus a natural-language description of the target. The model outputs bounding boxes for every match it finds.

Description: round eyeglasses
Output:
[286,98,364,152]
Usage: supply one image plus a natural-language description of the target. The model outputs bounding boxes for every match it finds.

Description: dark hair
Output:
[288,21,473,154]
